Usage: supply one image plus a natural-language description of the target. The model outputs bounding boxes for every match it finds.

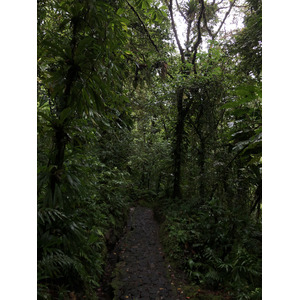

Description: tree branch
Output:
[215,6,229,13]
[185,20,192,51]
[127,0,175,80]
[202,2,214,39]
[168,0,185,63]
[191,0,205,68]
[175,0,187,22]
[213,0,237,39]
[126,0,160,54]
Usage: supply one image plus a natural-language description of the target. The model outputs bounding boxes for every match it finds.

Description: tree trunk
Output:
[173,88,184,199]
[48,17,80,205]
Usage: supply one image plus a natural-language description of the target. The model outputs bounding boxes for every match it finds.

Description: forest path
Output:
[99,206,179,300]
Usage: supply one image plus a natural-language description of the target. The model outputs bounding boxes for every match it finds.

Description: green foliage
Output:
[159,198,262,299]
[37,104,132,296]
[38,132,131,298]
[230,0,262,78]
[38,0,261,298]
[37,0,134,298]
[126,86,174,200]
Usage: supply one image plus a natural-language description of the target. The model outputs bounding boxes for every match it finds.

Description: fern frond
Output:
[38,249,75,278]
[38,207,66,226]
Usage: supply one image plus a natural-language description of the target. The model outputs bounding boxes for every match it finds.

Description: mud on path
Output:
[99,206,177,300]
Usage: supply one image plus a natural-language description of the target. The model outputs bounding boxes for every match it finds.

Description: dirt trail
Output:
[100,206,177,300]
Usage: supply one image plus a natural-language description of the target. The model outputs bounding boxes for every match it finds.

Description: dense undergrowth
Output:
[154,198,262,300]
[38,179,131,300]
[37,199,129,300]
[37,115,133,299]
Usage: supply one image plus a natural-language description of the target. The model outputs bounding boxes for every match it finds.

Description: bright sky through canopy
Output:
[173,0,245,51]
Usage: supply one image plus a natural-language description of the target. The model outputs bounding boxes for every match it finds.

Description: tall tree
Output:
[166,0,243,199]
